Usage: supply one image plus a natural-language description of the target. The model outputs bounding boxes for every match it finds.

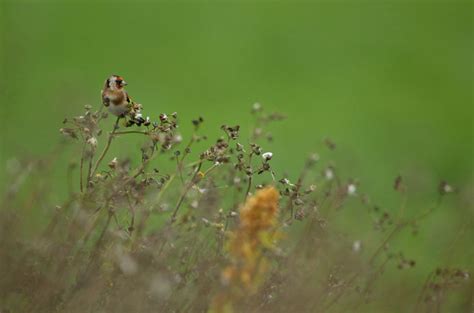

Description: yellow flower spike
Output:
[209,186,280,313]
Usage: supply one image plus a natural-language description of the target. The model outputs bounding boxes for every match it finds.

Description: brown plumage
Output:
[101,75,131,116]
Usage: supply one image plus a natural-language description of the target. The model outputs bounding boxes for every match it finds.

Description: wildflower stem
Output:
[321,272,359,311]
[87,212,112,265]
[284,167,306,221]
[326,197,445,311]
[203,162,219,177]
[113,130,149,136]
[126,192,136,234]
[176,157,182,183]
[79,141,86,193]
[397,188,409,220]
[244,176,252,201]
[243,152,254,201]
[177,134,196,185]
[132,141,158,178]
[86,152,93,188]
[368,223,404,265]
[171,161,203,222]
[131,175,176,248]
[413,195,443,221]
[412,271,434,313]
[91,116,120,178]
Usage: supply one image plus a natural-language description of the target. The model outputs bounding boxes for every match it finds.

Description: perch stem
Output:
[91,116,120,178]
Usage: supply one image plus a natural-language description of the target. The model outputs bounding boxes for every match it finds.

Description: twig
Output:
[79,142,86,192]
[86,151,93,188]
[176,156,183,184]
[203,162,220,177]
[91,116,120,178]
[413,271,434,313]
[324,196,445,311]
[244,176,252,202]
[284,165,307,221]
[132,141,158,178]
[177,134,197,185]
[126,192,136,234]
[243,152,254,202]
[368,223,404,265]
[113,130,149,136]
[171,161,203,222]
[132,174,176,249]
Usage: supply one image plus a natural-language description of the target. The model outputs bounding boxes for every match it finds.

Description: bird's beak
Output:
[122,81,128,86]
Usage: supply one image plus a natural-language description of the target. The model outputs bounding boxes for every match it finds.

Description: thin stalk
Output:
[368,223,404,265]
[412,271,434,313]
[177,134,197,185]
[86,151,94,188]
[324,196,445,311]
[79,142,86,192]
[126,192,136,234]
[132,141,157,178]
[113,130,149,136]
[91,116,120,177]
[243,152,254,202]
[171,161,203,222]
[244,176,252,202]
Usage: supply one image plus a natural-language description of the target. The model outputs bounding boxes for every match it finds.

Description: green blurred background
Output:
[1,0,473,296]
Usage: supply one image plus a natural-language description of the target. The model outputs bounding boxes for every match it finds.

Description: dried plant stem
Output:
[81,213,102,247]
[244,176,252,201]
[176,157,182,182]
[91,116,120,178]
[325,197,445,311]
[70,212,113,297]
[319,270,358,311]
[156,174,176,203]
[67,164,74,196]
[113,130,149,136]
[344,257,392,313]
[243,152,254,202]
[79,142,86,192]
[86,151,94,188]
[126,192,136,234]
[370,196,443,265]
[203,162,220,177]
[369,223,404,265]
[90,212,112,260]
[284,168,306,221]
[132,174,177,247]
[444,218,471,264]
[132,141,157,178]
[177,134,197,184]
[171,161,203,222]
[413,271,434,313]
[398,190,408,220]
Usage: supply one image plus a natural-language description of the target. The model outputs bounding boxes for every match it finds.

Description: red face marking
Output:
[115,76,125,88]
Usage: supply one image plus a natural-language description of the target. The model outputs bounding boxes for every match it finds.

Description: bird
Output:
[101,74,131,117]
[101,75,147,127]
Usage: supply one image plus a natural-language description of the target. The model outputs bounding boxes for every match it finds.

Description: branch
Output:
[90,116,121,179]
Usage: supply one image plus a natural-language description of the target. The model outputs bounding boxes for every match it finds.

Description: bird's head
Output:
[105,75,128,90]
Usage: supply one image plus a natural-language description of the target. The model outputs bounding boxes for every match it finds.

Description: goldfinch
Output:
[101,74,131,117]
[101,75,147,126]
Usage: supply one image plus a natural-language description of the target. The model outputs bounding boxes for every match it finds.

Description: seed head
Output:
[347,183,357,196]
[262,152,273,161]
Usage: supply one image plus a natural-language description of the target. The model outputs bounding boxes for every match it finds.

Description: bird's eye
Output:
[116,80,122,85]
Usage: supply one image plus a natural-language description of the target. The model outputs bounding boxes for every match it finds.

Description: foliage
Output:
[0,104,471,313]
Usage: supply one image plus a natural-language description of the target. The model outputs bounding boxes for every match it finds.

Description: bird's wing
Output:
[102,90,111,107]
